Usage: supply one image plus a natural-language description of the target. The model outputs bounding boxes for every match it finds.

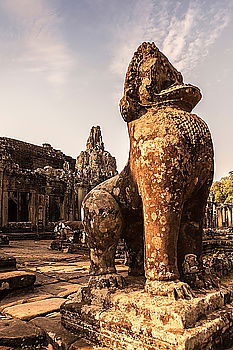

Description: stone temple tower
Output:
[76,126,117,188]
[74,126,118,217]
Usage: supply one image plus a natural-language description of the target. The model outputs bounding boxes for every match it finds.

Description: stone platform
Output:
[61,278,233,350]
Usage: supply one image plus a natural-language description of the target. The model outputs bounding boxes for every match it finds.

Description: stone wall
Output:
[0,137,75,171]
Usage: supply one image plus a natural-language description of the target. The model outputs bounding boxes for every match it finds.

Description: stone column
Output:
[2,190,8,228]
[227,206,232,227]
[0,165,5,228]
[230,206,233,227]
[44,194,50,228]
[29,192,36,229]
[217,207,223,228]
[77,186,88,220]
[224,207,228,227]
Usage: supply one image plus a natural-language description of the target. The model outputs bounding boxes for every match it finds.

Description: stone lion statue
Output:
[82,42,214,296]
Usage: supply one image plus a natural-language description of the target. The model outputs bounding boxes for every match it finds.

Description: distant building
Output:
[0,126,117,232]
[205,192,233,229]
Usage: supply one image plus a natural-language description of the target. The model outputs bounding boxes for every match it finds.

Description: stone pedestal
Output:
[61,278,233,350]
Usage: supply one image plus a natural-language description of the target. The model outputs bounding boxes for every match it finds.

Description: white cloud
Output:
[162,5,197,68]
[166,3,232,72]
[0,0,75,87]
[20,34,75,86]
[2,0,47,19]
[109,0,232,77]
[109,0,161,76]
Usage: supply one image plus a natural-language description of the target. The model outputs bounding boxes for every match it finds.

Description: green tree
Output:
[211,172,233,204]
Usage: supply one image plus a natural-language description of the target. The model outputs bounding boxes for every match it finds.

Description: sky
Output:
[0,0,233,180]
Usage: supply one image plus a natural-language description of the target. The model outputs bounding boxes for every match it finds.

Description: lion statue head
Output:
[120,42,202,122]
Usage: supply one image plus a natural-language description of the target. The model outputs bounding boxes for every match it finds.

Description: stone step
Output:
[0,271,36,293]
[69,339,106,349]
[30,315,81,349]
[4,232,55,240]
[29,315,107,349]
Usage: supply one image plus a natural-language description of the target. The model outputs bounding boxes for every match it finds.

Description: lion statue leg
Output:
[82,188,125,288]
[123,210,144,276]
[141,181,183,282]
[129,122,195,298]
[178,180,219,289]
[178,181,210,271]
[141,180,195,299]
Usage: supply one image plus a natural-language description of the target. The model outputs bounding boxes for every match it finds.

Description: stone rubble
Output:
[50,221,86,253]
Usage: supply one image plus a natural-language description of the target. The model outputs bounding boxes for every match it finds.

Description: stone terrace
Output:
[0,240,127,349]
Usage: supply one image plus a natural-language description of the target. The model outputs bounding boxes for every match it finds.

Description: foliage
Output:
[211,171,233,204]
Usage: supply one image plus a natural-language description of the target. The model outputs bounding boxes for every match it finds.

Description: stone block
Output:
[0,256,16,272]
[2,297,65,320]
[0,318,45,348]
[30,315,79,349]
[0,291,54,311]
[0,270,36,292]
[38,282,82,298]
[0,236,9,246]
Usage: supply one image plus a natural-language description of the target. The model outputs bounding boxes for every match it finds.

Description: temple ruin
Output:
[1,41,233,350]
[0,126,117,233]
[205,195,233,229]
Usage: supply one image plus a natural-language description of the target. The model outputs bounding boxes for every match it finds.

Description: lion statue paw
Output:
[88,273,126,290]
[145,280,195,300]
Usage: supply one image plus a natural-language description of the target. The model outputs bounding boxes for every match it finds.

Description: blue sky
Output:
[0,0,233,179]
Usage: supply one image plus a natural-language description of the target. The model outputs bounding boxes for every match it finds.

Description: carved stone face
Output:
[182,254,200,275]
[120,42,201,122]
